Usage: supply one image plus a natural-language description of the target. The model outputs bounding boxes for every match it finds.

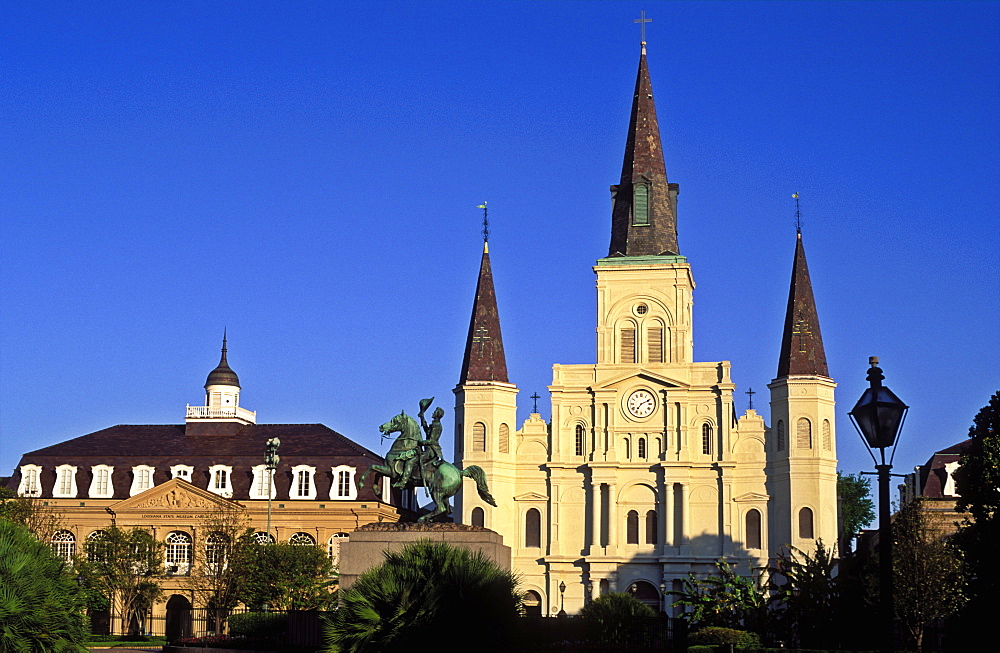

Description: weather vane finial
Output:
[477,202,489,243]
[792,192,802,234]
[634,10,652,51]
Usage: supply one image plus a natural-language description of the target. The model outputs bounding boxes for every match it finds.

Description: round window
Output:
[635,303,648,315]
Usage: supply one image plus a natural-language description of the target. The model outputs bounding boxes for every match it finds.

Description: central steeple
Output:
[608,42,680,257]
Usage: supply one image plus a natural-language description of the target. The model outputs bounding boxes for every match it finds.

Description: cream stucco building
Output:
[453,42,838,616]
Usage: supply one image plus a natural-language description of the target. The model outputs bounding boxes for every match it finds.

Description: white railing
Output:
[185,405,257,423]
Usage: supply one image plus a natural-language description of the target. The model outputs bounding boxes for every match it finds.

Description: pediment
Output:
[733,492,770,503]
[513,492,548,502]
[596,369,687,391]
[112,478,243,513]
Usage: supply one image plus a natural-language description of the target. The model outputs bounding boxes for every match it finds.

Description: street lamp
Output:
[557,581,567,617]
[848,356,908,653]
[264,437,281,541]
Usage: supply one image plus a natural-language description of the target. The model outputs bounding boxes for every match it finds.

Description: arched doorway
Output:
[523,590,543,617]
[629,580,661,612]
[165,594,192,642]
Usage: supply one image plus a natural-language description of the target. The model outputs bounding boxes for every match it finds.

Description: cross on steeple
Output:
[472,324,491,354]
[792,315,812,353]
[478,202,489,242]
[746,387,756,410]
[530,392,540,413]
[634,10,652,44]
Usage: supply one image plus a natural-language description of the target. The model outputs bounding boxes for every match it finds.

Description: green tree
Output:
[191,504,254,614]
[0,487,62,539]
[0,519,87,653]
[77,526,163,636]
[837,471,875,552]
[578,592,656,648]
[236,542,335,610]
[670,559,769,634]
[325,540,522,653]
[770,540,838,648]
[892,499,966,652]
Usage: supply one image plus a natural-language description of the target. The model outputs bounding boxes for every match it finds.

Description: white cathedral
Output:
[452,42,838,616]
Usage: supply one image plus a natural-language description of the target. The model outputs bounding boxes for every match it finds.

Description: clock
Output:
[627,389,657,418]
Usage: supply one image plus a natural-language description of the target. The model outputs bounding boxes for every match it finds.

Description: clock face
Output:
[627,389,656,418]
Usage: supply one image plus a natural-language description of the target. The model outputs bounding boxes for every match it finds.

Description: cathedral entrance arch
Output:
[523,590,543,617]
[628,580,661,612]
[164,594,192,642]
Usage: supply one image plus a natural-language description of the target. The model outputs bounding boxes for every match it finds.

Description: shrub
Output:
[688,626,761,648]
[578,592,657,647]
[227,611,288,637]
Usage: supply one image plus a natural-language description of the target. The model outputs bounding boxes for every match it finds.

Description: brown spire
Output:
[460,243,509,384]
[608,44,680,257]
[777,233,829,378]
[205,331,240,388]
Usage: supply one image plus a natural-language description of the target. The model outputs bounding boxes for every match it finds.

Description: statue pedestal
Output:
[338,522,511,590]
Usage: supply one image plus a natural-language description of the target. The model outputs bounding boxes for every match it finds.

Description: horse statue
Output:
[358,408,496,523]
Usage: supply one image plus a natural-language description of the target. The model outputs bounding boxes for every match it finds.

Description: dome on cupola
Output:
[205,333,240,389]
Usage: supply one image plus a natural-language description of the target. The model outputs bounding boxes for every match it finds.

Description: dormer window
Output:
[170,465,194,482]
[130,465,156,496]
[18,465,42,497]
[54,465,79,498]
[250,464,276,500]
[291,465,317,500]
[331,465,358,500]
[89,465,115,499]
[208,465,233,498]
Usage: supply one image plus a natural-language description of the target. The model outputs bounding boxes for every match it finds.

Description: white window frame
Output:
[165,531,193,575]
[170,465,194,482]
[89,465,115,499]
[291,465,317,500]
[327,533,349,567]
[51,530,76,562]
[208,465,233,498]
[53,464,78,498]
[250,464,277,500]
[18,464,42,497]
[330,465,358,500]
[130,465,156,496]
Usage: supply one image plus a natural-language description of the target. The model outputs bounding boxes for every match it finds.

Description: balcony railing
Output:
[185,405,257,423]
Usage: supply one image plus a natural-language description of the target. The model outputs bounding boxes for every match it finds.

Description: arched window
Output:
[822,420,832,451]
[86,530,109,563]
[473,422,487,453]
[776,421,785,451]
[499,423,509,453]
[632,183,649,226]
[575,424,585,456]
[331,465,358,500]
[129,465,154,496]
[623,438,631,459]
[645,510,657,544]
[799,507,815,539]
[746,509,762,549]
[647,326,664,363]
[206,532,228,572]
[165,532,193,573]
[327,533,349,567]
[289,532,315,546]
[18,465,42,497]
[253,532,275,545]
[471,507,485,527]
[525,508,541,548]
[523,590,542,617]
[55,465,78,498]
[797,418,813,449]
[51,530,75,562]
[89,465,114,499]
[701,423,713,456]
[626,510,639,544]
[638,437,647,459]
[621,327,636,363]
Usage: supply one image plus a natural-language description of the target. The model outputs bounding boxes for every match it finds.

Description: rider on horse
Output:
[393,398,443,488]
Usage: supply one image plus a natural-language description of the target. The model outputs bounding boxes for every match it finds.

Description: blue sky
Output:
[2,2,998,492]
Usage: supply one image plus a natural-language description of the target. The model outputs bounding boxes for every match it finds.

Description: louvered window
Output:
[472,422,486,452]
[746,509,762,549]
[638,437,647,459]
[647,327,663,363]
[776,421,785,451]
[799,507,814,539]
[621,328,636,363]
[822,420,832,450]
[575,424,585,456]
[702,423,713,456]
[633,184,649,226]
[499,423,509,453]
[797,418,813,449]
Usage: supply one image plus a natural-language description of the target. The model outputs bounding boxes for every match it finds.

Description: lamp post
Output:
[848,357,908,653]
[264,437,280,541]
[557,581,567,617]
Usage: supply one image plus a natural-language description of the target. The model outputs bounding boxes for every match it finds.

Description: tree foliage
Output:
[578,592,656,647]
[190,504,254,611]
[0,487,63,539]
[770,540,839,648]
[670,559,769,634]
[893,499,966,652]
[325,540,522,653]
[0,519,87,653]
[837,471,875,551]
[77,526,163,636]
[235,542,335,610]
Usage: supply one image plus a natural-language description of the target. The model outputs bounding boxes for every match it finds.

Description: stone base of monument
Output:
[338,522,511,590]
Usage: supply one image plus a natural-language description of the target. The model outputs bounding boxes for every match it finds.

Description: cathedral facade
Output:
[454,43,838,615]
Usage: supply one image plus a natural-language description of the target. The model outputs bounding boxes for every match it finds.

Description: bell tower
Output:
[185,333,256,435]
